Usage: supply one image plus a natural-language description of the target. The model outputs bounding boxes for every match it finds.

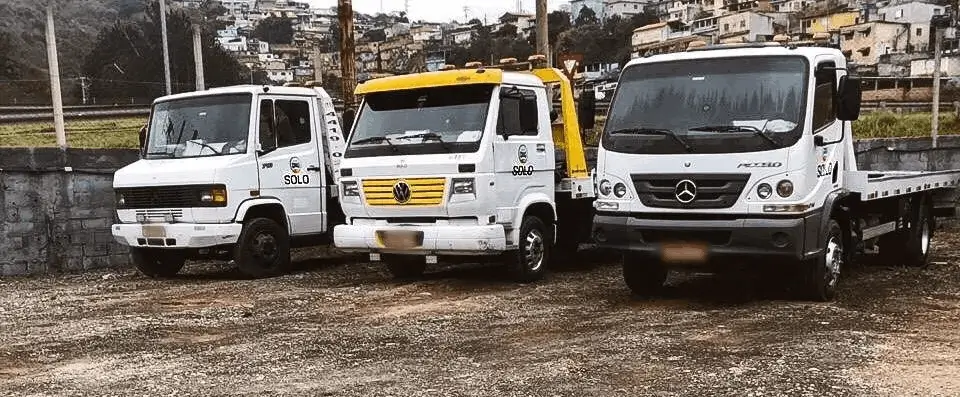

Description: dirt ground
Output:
[1,232,959,397]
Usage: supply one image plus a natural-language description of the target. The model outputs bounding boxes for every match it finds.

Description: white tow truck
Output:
[111,84,348,278]
[333,56,597,282]
[591,37,960,301]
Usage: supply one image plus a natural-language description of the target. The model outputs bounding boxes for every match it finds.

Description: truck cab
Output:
[111,85,346,278]
[334,56,596,282]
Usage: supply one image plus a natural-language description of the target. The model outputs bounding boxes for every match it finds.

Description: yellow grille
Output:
[362,178,446,206]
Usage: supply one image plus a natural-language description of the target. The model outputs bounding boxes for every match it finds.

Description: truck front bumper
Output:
[112,223,243,249]
[592,211,823,263]
[333,222,507,255]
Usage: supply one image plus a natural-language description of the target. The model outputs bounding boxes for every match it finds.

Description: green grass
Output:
[0,117,146,148]
[0,112,956,149]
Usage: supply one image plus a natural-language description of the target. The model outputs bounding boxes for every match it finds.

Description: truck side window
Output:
[497,88,539,137]
[812,62,837,132]
[259,99,277,147]
[275,100,312,147]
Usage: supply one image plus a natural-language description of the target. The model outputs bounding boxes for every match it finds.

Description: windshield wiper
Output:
[689,125,780,148]
[188,136,223,155]
[609,127,693,152]
[351,136,399,153]
[396,132,451,152]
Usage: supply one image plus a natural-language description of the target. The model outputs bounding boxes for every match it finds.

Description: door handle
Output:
[307,165,322,172]
[536,144,546,152]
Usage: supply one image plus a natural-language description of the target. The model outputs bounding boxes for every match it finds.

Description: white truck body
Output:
[592,43,960,300]
[333,65,596,281]
[111,85,347,278]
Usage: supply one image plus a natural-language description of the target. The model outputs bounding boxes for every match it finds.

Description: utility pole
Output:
[159,0,172,95]
[45,1,66,150]
[536,0,548,64]
[338,0,357,110]
[932,27,943,148]
[79,76,90,105]
[192,24,205,91]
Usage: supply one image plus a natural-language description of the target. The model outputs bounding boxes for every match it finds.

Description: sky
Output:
[307,0,567,24]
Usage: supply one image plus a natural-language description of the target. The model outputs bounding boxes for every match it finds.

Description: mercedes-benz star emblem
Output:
[674,179,698,204]
[392,180,412,204]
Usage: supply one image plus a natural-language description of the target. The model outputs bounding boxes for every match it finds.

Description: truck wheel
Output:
[234,217,291,279]
[902,196,934,267]
[506,216,551,283]
[383,255,427,280]
[801,218,844,302]
[131,248,186,278]
[621,252,667,296]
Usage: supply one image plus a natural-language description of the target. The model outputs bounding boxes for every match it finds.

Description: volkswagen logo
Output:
[392,180,412,204]
[674,179,698,204]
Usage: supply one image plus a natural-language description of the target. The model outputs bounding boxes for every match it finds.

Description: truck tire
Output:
[878,195,934,267]
[383,255,427,280]
[901,196,934,267]
[131,248,186,278]
[234,217,291,279]
[621,253,667,296]
[506,215,551,283]
[801,218,844,302]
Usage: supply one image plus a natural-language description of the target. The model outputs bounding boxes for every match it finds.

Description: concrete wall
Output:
[1,148,139,276]
[3,139,960,277]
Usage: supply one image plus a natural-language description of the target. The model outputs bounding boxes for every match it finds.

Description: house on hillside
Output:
[717,11,786,42]
[840,21,912,75]
[605,0,647,18]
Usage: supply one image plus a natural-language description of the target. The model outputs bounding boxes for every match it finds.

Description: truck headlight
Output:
[452,178,475,194]
[757,183,773,199]
[777,180,794,198]
[613,182,627,198]
[342,180,359,197]
[200,186,228,206]
[599,179,612,196]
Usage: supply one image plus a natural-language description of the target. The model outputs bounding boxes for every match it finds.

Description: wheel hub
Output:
[525,230,545,272]
[825,236,842,288]
[252,232,279,263]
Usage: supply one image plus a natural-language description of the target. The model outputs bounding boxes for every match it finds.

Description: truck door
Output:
[811,59,845,191]
[493,85,554,223]
[256,96,326,236]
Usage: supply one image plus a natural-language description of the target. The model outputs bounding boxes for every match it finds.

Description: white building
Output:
[570,0,605,22]
[605,0,647,18]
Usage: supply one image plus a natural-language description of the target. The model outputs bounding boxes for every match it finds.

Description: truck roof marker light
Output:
[464,61,483,69]
[499,57,518,65]
[528,54,547,69]
[773,34,790,44]
[439,64,456,71]
[687,40,707,50]
[812,32,831,44]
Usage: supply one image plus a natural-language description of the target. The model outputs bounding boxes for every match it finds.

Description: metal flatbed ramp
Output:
[845,170,960,200]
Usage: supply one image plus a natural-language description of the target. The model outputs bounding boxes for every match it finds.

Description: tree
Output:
[82,1,247,104]
[575,6,599,26]
[363,28,386,42]
[252,16,294,44]
[494,23,519,38]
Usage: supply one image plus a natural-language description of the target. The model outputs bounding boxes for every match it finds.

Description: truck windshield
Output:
[144,93,252,159]
[602,56,809,155]
[344,84,493,158]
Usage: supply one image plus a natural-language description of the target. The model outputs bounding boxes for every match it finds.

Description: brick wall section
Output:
[1,148,138,276]
[1,140,960,277]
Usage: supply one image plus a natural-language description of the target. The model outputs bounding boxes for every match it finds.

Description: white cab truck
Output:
[591,40,960,301]
[111,85,347,278]
[333,56,597,282]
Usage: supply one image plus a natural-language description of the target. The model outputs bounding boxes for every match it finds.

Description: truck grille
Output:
[116,185,205,209]
[362,178,446,206]
[631,173,749,209]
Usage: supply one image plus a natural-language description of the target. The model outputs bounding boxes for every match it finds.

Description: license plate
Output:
[661,242,708,264]
[376,230,424,249]
[142,225,167,238]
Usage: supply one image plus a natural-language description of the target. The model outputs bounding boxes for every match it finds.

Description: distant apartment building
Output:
[631,21,713,56]
[840,21,912,74]
[570,0,606,21]
[800,8,859,35]
[717,11,785,42]
[605,0,648,18]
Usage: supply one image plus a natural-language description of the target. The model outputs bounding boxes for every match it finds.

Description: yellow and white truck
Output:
[333,55,597,282]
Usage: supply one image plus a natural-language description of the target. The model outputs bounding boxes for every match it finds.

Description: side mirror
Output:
[836,74,862,121]
[342,107,356,135]
[138,125,147,156]
[578,88,597,130]
[258,127,277,154]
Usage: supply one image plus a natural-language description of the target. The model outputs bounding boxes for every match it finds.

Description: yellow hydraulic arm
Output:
[527,65,590,180]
